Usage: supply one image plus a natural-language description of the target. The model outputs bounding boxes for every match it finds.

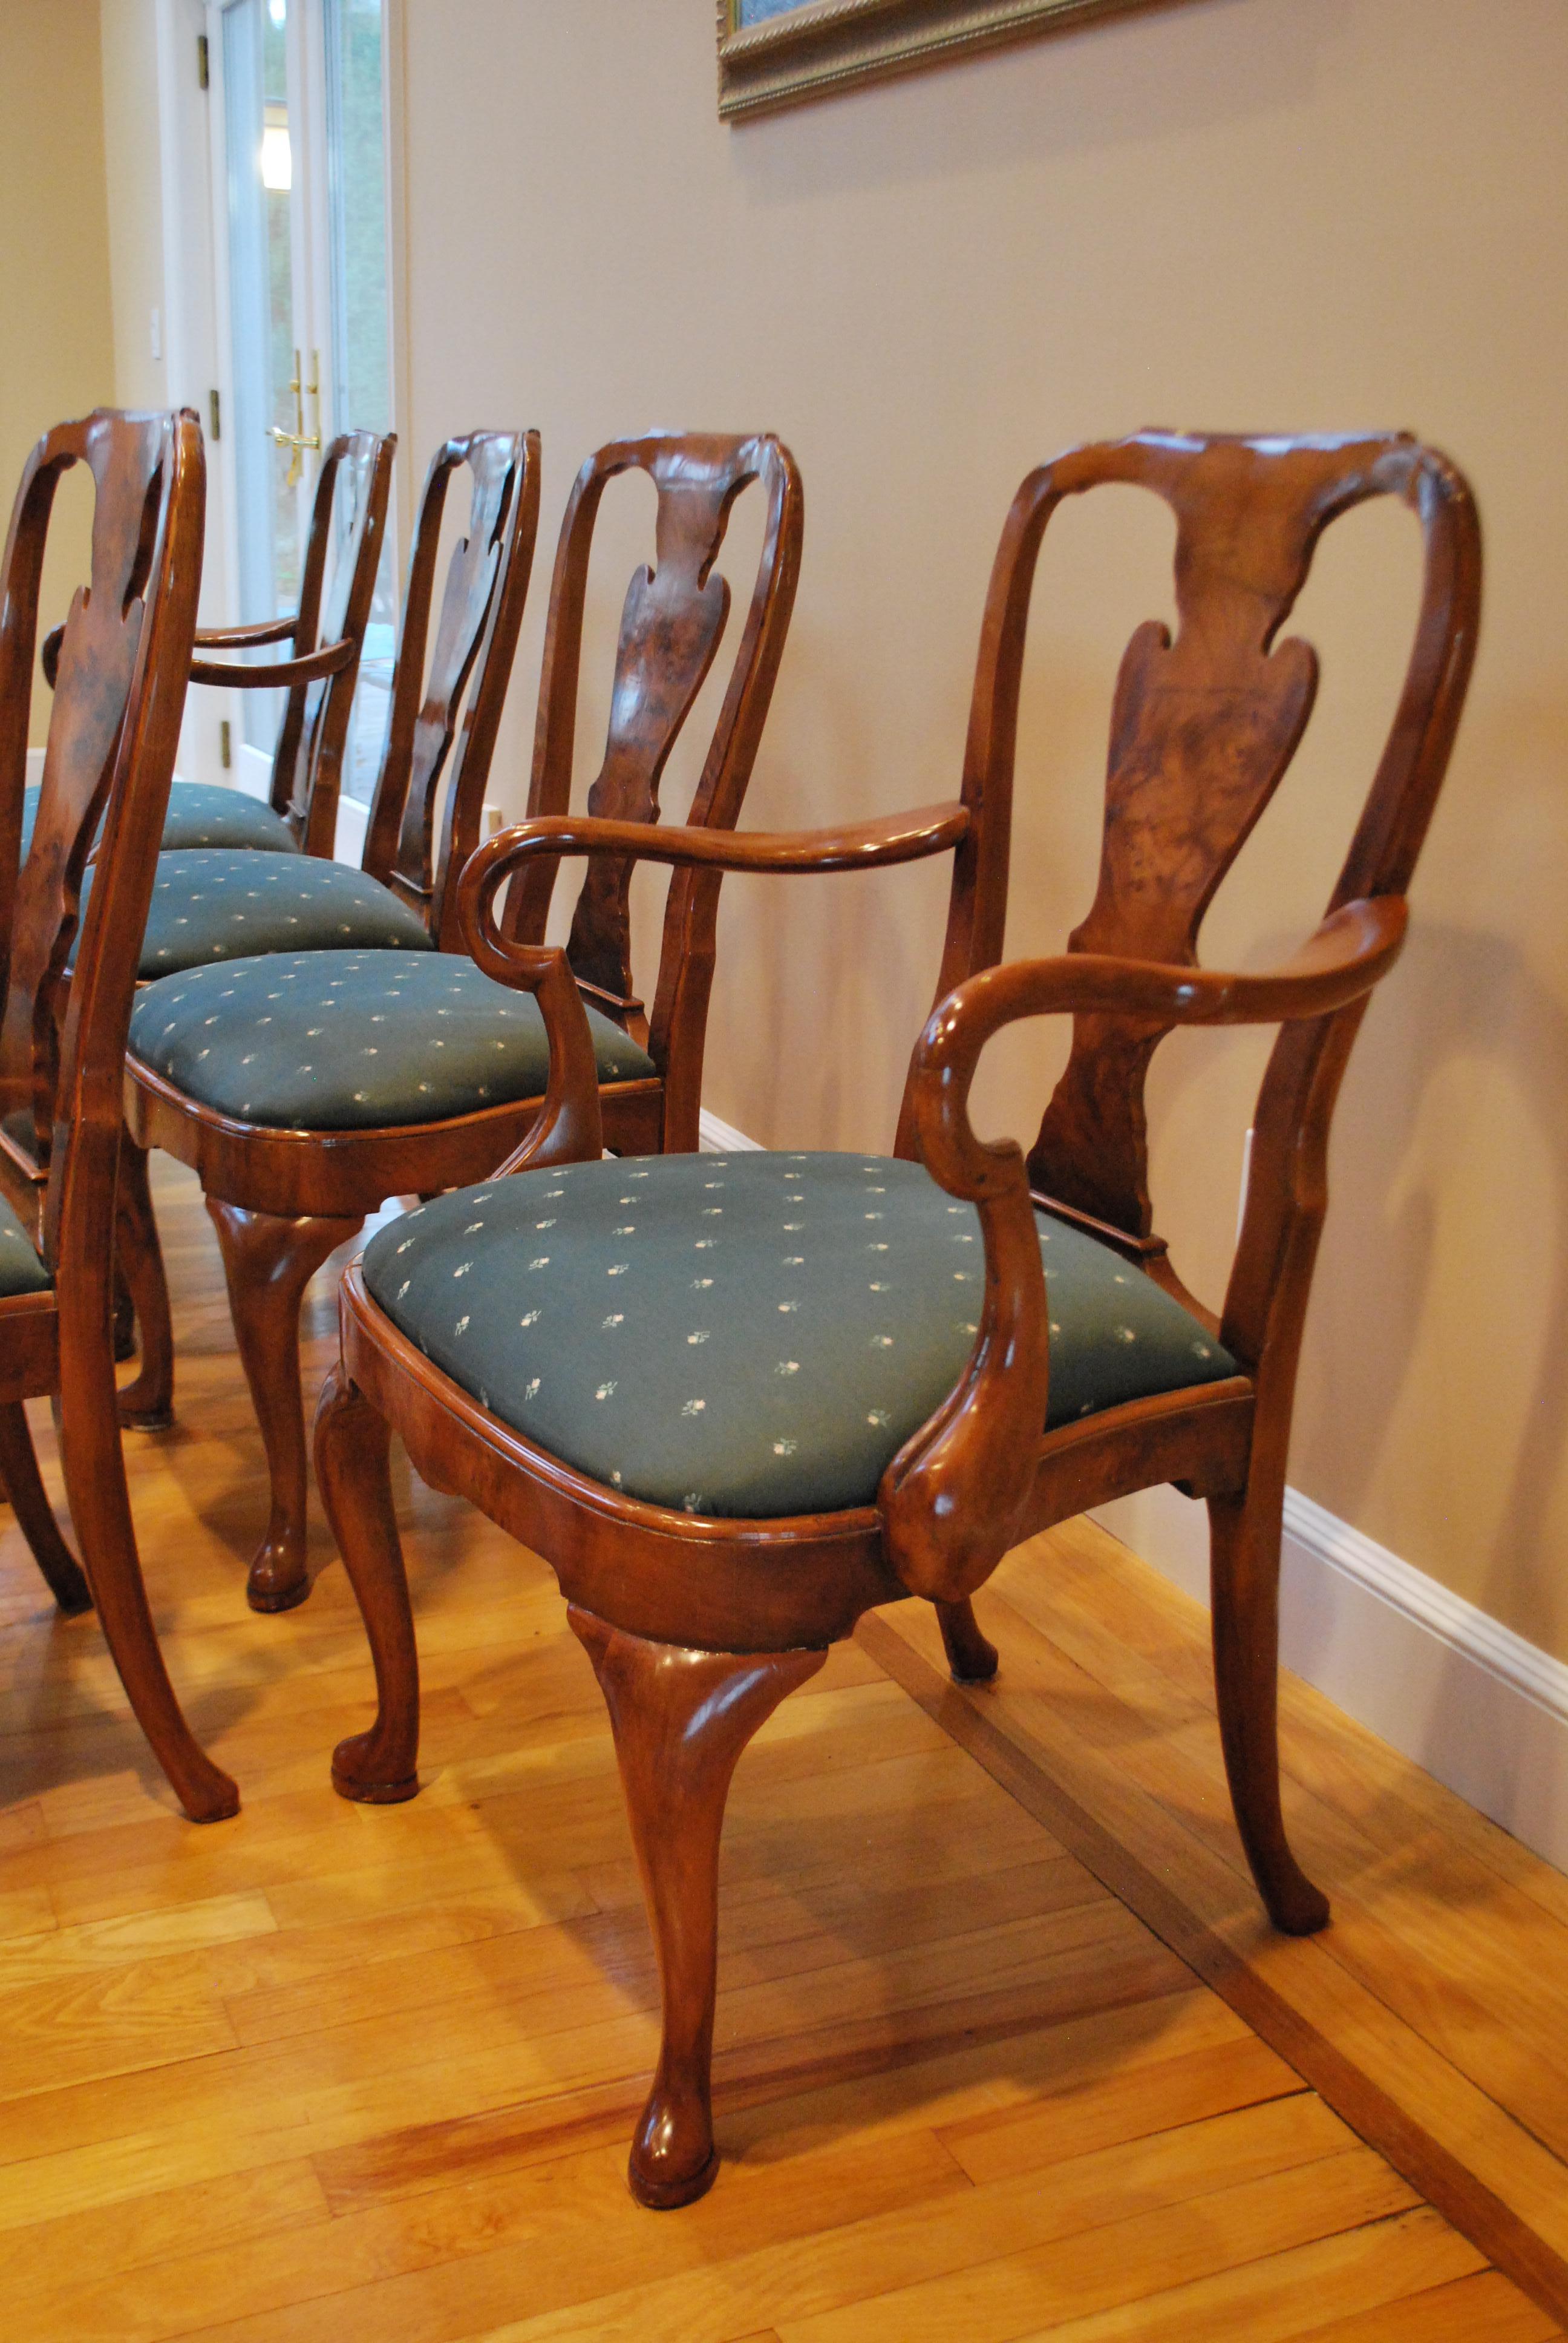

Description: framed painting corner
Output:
[717,0,1162,124]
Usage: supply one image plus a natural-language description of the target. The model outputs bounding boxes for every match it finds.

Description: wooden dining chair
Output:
[106,430,541,1432]
[30,428,394,862]
[100,430,536,994]
[313,430,1480,2209]
[125,431,803,1614]
[0,407,237,1823]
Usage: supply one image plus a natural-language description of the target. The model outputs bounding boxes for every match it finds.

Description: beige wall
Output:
[400,0,1566,1653]
[98,0,169,414]
[0,0,116,742]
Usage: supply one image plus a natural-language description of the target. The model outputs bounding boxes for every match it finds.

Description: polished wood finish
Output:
[313,1360,420,1804]
[0,1163,1561,2336]
[207,1203,364,1613]
[190,430,394,856]
[129,431,800,1611]
[505,430,803,1140]
[361,430,540,947]
[0,408,234,1822]
[569,1608,826,2206]
[323,430,1478,2197]
[112,1135,175,1429]
[0,1402,89,1614]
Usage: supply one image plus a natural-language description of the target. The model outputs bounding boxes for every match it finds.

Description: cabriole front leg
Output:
[116,1137,176,1430]
[569,1607,826,2208]
[936,1595,999,1682]
[1208,1485,1330,1935]
[0,1402,91,1615]
[207,1199,362,1613]
[315,1363,420,1803]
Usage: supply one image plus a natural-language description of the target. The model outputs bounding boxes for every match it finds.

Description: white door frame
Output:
[154,0,408,830]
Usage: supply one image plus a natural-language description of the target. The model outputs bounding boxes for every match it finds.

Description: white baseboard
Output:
[698,1109,763,1155]
[1096,1482,1568,1876]
[333,791,370,868]
[697,1104,1568,1875]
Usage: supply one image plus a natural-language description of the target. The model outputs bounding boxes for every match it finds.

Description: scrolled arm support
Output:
[879,895,1408,1604]
[457,839,604,1180]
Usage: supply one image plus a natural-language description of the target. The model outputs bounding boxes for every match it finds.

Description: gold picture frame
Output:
[717,0,1158,122]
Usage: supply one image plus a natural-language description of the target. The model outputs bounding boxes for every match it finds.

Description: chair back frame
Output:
[1,413,200,1176]
[360,430,540,945]
[0,407,234,1823]
[882,430,1480,1589]
[504,430,803,1145]
[188,430,395,856]
[277,430,395,854]
[910,429,1479,1283]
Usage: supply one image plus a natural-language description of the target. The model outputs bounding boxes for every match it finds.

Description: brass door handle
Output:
[269,347,321,487]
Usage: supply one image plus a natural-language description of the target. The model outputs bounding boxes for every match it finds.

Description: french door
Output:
[207,0,395,819]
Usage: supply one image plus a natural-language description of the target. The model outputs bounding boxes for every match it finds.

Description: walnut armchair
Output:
[125,431,802,1613]
[314,428,1479,2209]
[0,408,236,1821]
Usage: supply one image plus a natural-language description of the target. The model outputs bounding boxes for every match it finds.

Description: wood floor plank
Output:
[1294,2267,1563,2341]
[446,2101,1372,2343]
[999,2204,1483,2341]
[773,2150,1416,2343]
[938,2033,1304,2184]
[30,2128,969,2343]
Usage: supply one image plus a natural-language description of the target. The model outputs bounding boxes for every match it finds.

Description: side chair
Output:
[315,430,1480,2209]
[111,428,540,1431]
[0,407,237,1822]
[29,428,394,862]
[125,431,803,1613]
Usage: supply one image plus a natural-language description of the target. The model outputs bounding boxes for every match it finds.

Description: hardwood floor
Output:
[0,1158,1562,2341]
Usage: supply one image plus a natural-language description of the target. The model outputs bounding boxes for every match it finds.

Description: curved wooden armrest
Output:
[189,637,358,690]
[461,800,969,971]
[468,801,968,896]
[877,896,1408,1607]
[45,615,333,693]
[916,897,1408,1077]
[194,617,298,650]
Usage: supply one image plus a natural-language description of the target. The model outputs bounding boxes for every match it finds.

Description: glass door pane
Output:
[223,0,306,751]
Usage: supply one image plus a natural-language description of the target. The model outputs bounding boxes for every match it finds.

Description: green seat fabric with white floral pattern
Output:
[127,949,657,1130]
[122,849,434,976]
[361,1152,1238,1518]
[0,1196,50,1297]
[22,778,298,858]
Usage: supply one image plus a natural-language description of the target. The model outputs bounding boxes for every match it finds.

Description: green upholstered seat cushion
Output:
[22,778,298,857]
[154,781,300,853]
[127,948,657,1130]
[361,1152,1238,1519]
[127,849,435,975]
[0,1195,50,1298]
